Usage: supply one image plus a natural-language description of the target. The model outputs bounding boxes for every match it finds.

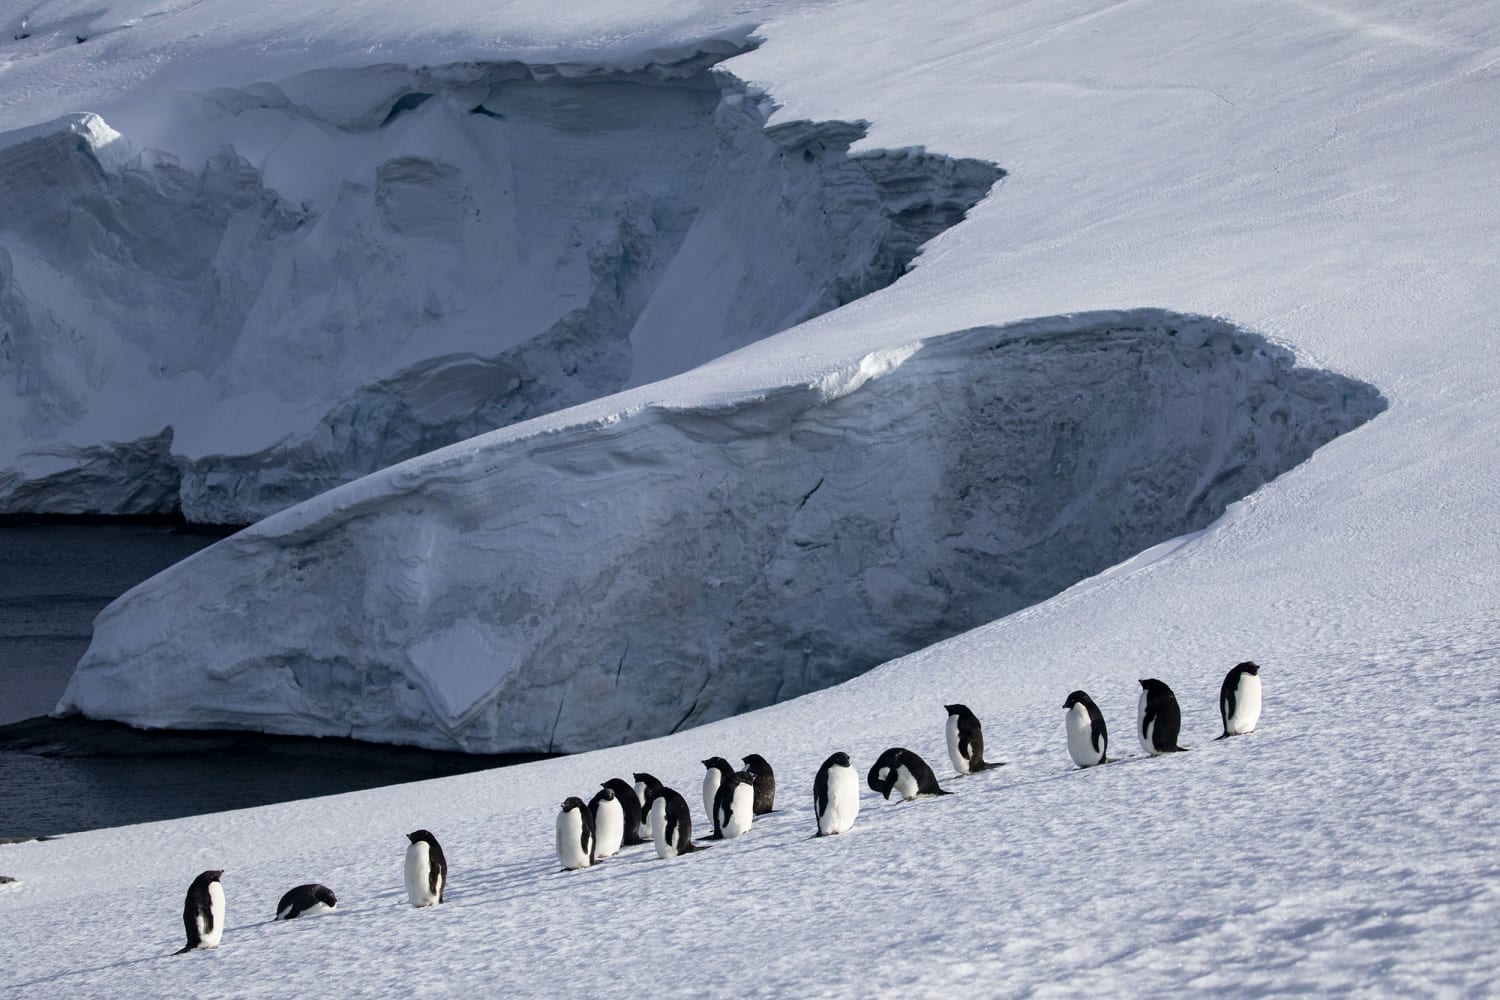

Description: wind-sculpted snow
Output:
[58,311,1385,753]
[0,47,1001,523]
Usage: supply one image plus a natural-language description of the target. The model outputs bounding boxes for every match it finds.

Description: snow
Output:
[4,0,1500,993]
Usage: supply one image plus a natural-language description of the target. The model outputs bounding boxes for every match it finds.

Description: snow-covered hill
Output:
[4,0,1499,993]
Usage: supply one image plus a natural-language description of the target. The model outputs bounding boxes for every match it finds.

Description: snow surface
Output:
[4,0,1500,993]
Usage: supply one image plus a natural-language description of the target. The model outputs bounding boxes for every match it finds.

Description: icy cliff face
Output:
[0,49,1001,524]
[58,311,1385,753]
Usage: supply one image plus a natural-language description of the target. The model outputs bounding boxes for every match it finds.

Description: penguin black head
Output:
[407,829,436,845]
[1064,690,1088,709]
[825,751,850,768]
[943,703,972,717]
[633,771,662,789]
[1139,678,1166,692]
[742,753,771,771]
[596,787,616,801]
[702,756,733,773]
[201,869,225,882]
[560,796,587,812]
[1236,661,1261,675]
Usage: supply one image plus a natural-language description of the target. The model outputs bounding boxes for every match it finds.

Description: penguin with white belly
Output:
[404,829,447,906]
[814,752,859,837]
[869,747,951,801]
[712,769,757,840]
[174,869,225,954]
[633,772,664,842]
[701,757,735,829]
[1218,661,1262,738]
[645,786,706,860]
[275,883,336,920]
[1138,678,1188,755]
[588,787,624,859]
[557,797,597,871]
[601,778,647,846]
[1063,690,1108,768]
[944,703,1003,774]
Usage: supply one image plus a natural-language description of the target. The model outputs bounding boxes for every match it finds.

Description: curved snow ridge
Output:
[58,309,1386,753]
[0,44,1002,524]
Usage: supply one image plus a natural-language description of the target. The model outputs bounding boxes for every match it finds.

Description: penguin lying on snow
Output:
[1138,678,1188,754]
[175,869,225,954]
[557,797,596,871]
[944,704,1003,774]
[742,753,776,814]
[404,829,447,906]
[276,883,336,920]
[1218,661,1262,738]
[814,752,859,837]
[1063,690,1108,768]
[868,747,951,800]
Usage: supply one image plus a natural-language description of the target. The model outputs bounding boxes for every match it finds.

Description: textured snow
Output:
[3,0,1500,993]
[0,46,998,523]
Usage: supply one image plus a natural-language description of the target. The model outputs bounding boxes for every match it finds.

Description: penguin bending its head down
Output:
[814,752,859,837]
[175,869,225,954]
[1218,661,1262,739]
[645,786,705,860]
[557,797,597,871]
[633,772,664,842]
[602,778,647,845]
[712,770,757,840]
[1062,690,1108,768]
[943,703,1003,774]
[741,753,776,814]
[404,829,447,907]
[1138,679,1188,754]
[701,757,736,830]
[276,883,336,920]
[868,747,950,800]
[588,787,626,858]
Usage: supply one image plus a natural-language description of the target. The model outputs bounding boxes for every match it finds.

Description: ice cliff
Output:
[0,46,1001,523]
[57,311,1385,753]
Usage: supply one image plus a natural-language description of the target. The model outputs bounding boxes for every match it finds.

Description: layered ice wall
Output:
[58,311,1385,753]
[0,48,1001,523]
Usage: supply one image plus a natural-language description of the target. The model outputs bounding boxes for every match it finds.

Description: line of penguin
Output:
[173,661,1261,953]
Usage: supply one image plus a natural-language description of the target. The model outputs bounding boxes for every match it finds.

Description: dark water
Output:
[0,522,543,840]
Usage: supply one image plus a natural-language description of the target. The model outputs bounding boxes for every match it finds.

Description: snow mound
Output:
[0,46,1001,524]
[57,310,1384,752]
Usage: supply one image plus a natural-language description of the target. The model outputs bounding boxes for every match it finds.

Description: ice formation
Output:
[57,310,1384,753]
[0,48,1000,524]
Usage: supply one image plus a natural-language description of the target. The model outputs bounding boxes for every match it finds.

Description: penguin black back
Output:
[276,883,337,920]
[870,747,950,799]
[175,869,225,954]
[741,753,776,814]
[1218,661,1263,738]
[601,778,646,845]
[1138,678,1188,753]
[944,703,1002,772]
[407,829,448,902]
[647,786,704,855]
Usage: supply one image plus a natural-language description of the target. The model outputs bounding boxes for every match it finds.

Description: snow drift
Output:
[0,47,1000,524]
[57,310,1384,752]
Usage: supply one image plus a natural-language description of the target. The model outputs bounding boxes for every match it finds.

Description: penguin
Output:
[1062,690,1108,768]
[813,752,859,836]
[712,770,757,840]
[633,772,664,842]
[404,829,447,907]
[602,778,647,846]
[174,869,225,954]
[868,747,950,801]
[701,757,735,829]
[1218,661,1262,739]
[1138,678,1188,754]
[588,787,625,859]
[645,786,705,860]
[944,703,1002,774]
[741,753,776,814]
[557,797,597,871]
[275,883,337,920]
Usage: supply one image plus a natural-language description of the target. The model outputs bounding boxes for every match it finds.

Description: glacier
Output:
[57,310,1384,753]
[0,46,1000,524]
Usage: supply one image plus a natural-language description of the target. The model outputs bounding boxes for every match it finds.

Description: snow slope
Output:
[4,0,1500,993]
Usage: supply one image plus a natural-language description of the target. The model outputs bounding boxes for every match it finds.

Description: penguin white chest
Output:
[945,715,967,774]
[200,881,225,948]
[405,841,439,906]
[702,770,722,825]
[1226,673,1262,735]
[592,797,624,858]
[822,765,859,835]
[1066,702,1101,767]
[635,783,653,839]
[556,809,593,870]
[649,797,676,859]
[891,765,921,802]
[1137,690,1156,754]
[720,782,754,839]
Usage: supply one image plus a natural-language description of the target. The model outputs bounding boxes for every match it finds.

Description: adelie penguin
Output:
[602,778,647,846]
[701,757,736,829]
[1218,661,1262,739]
[557,797,597,871]
[813,752,859,837]
[742,753,776,814]
[645,786,705,860]
[1063,690,1108,768]
[174,869,225,954]
[276,883,337,920]
[588,786,626,858]
[944,704,1003,774]
[633,772,664,842]
[712,770,757,840]
[404,829,447,907]
[868,747,951,801]
[1137,678,1188,754]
